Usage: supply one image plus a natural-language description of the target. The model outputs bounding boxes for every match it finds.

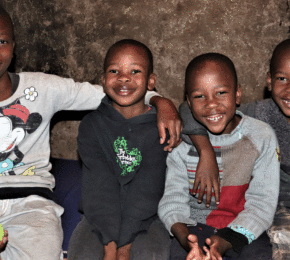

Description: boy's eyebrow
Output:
[191,85,229,92]
[274,71,287,75]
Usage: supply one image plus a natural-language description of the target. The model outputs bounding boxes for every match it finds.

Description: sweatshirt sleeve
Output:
[179,101,208,136]
[118,134,168,247]
[228,125,280,239]
[158,143,196,235]
[78,114,121,245]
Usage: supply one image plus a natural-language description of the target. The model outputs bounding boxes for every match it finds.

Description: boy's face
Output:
[0,16,14,82]
[187,61,241,135]
[102,45,155,111]
[268,48,290,123]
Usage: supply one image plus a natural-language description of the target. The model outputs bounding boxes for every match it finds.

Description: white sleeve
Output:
[144,90,161,105]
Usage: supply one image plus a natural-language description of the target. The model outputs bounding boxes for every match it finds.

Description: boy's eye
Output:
[132,70,141,74]
[277,77,287,82]
[193,94,204,99]
[0,40,8,45]
[217,91,227,96]
[108,69,118,74]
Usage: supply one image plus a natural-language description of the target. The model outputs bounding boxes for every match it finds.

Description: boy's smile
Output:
[187,61,241,135]
[268,49,290,123]
[102,44,156,118]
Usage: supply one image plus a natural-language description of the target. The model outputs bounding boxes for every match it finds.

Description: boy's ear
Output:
[101,74,105,86]
[266,72,272,91]
[186,94,192,108]
[235,84,242,106]
[147,73,157,91]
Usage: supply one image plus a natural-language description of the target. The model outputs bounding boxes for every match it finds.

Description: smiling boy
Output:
[158,53,280,260]
[68,40,171,260]
[0,5,181,260]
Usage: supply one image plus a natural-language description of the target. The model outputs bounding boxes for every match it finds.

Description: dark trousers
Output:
[170,223,272,260]
[67,215,171,260]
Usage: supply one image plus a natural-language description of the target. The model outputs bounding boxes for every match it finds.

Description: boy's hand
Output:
[0,230,8,253]
[117,243,132,260]
[103,241,117,260]
[150,96,182,151]
[186,234,211,260]
[189,135,220,207]
[205,235,232,260]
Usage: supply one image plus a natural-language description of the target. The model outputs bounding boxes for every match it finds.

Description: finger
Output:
[198,183,206,204]
[213,180,220,205]
[203,246,211,260]
[192,179,200,196]
[175,120,182,143]
[167,123,178,148]
[205,183,212,207]
[158,122,166,145]
[187,234,199,244]
[205,237,212,246]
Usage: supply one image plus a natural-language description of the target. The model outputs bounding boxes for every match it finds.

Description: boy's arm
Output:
[149,95,182,151]
[158,144,196,234]
[78,115,121,246]
[220,126,280,253]
[179,101,220,206]
[171,222,191,251]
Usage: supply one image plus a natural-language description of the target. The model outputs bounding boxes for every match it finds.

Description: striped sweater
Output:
[158,112,279,243]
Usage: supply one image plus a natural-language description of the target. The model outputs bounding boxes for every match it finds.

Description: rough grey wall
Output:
[3,0,290,159]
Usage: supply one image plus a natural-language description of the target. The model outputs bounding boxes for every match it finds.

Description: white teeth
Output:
[207,115,222,121]
[283,100,290,104]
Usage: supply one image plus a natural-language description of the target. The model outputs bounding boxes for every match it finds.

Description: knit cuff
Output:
[229,225,255,244]
[215,227,248,254]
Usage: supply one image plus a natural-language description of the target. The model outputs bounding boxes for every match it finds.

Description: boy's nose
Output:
[118,73,130,82]
[205,97,218,109]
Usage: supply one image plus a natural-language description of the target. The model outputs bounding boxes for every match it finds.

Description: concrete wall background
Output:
[3,0,290,159]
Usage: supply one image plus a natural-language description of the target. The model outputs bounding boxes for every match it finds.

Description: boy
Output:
[67,39,171,260]
[180,39,290,259]
[158,53,280,259]
[0,6,181,260]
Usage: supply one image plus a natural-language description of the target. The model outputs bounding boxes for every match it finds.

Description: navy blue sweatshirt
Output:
[78,96,168,247]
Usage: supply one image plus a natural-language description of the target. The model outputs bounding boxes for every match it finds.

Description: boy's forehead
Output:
[0,16,13,36]
[106,44,149,67]
[191,61,232,80]
[111,45,147,59]
[188,61,236,90]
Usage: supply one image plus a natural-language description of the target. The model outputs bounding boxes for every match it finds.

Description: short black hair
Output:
[185,53,237,94]
[0,5,15,41]
[103,39,153,74]
[270,39,290,76]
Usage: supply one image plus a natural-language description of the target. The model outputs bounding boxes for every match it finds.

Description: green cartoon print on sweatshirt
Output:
[113,137,142,176]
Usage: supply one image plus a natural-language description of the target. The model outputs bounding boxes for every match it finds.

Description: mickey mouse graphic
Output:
[0,99,42,175]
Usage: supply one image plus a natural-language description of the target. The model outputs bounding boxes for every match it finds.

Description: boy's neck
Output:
[0,72,12,102]
[112,102,149,119]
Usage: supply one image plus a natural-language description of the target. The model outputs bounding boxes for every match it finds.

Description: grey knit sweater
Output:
[158,112,280,241]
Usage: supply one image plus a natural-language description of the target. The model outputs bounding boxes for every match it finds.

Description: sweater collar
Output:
[208,110,244,143]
